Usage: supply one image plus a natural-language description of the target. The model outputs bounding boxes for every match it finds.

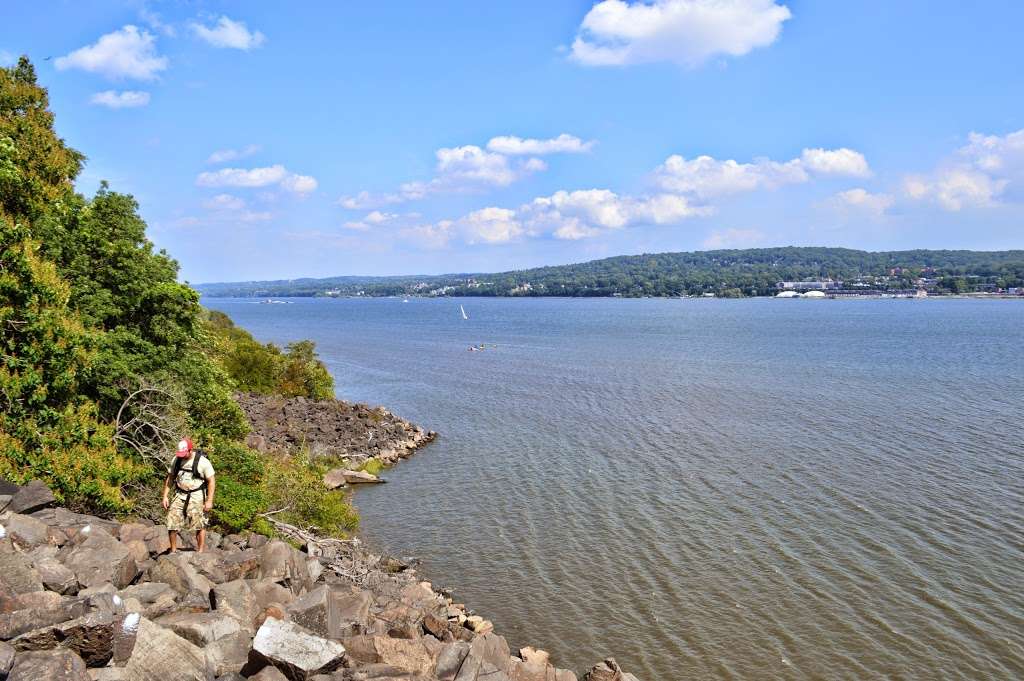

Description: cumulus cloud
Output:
[56,25,168,80]
[192,16,266,50]
[571,0,791,67]
[486,133,595,155]
[207,145,260,164]
[339,138,561,208]
[139,8,176,37]
[196,164,316,195]
[904,129,1023,211]
[90,90,150,108]
[702,228,766,249]
[653,147,870,198]
[203,193,246,211]
[831,188,894,216]
[800,148,871,177]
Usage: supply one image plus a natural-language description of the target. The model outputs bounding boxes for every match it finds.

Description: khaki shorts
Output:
[166,491,208,532]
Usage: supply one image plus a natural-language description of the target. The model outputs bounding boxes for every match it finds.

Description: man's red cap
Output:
[175,438,193,458]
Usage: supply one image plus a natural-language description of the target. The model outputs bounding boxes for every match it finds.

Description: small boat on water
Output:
[460,304,468,320]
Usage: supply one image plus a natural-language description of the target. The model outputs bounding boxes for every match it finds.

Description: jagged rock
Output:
[12,611,115,667]
[247,617,345,681]
[144,527,171,556]
[60,532,138,590]
[88,668,128,680]
[117,583,177,619]
[154,612,241,647]
[3,513,51,549]
[249,578,295,610]
[0,592,86,640]
[203,630,251,677]
[257,542,314,595]
[34,554,78,595]
[285,585,371,640]
[147,554,214,602]
[8,481,55,515]
[582,658,637,681]
[30,509,119,541]
[8,648,89,680]
[121,616,211,681]
[0,543,43,595]
[212,580,259,632]
[0,640,14,677]
[434,641,471,680]
[118,524,150,545]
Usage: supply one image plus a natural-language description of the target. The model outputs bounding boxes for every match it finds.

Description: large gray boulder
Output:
[0,542,43,595]
[248,617,345,681]
[153,611,241,647]
[2,513,51,549]
[11,611,115,667]
[0,592,86,640]
[146,554,214,606]
[212,579,260,633]
[0,640,14,677]
[8,649,89,681]
[287,586,372,640]
[121,616,212,681]
[582,658,639,681]
[59,532,138,590]
[7,481,55,515]
[203,630,251,677]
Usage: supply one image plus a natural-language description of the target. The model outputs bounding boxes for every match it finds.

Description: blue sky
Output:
[3,1,1023,283]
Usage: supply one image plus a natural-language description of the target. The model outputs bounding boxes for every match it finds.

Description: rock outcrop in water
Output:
[0,479,641,680]
[237,393,436,466]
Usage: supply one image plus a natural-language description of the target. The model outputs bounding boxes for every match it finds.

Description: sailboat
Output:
[460,304,468,320]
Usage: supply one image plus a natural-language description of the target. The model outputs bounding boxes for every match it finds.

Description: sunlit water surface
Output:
[207,297,1024,680]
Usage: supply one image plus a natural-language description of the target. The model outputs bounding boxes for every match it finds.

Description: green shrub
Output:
[357,457,384,476]
[265,452,358,537]
[205,439,268,533]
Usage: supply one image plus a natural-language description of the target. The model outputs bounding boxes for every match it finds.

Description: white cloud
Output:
[203,193,246,211]
[903,129,1023,211]
[399,221,455,249]
[191,16,266,50]
[523,189,707,240]
[139,8,176,37]
[800,148,870,177]
[89,90,150,108]
[207,145,260,164]
[459,207,524,244]
[280,173,318,195]
[196,164,316,195]
[831,188,894,216]
[702,228,766,249]
[653,147,870,198]
[486,134,595,155]
[654,154,806,198]
[56,26,168,80]
[571,0,791,67]
[435,145,520,187]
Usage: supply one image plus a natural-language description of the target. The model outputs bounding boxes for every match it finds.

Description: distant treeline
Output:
[196,247,1024,298]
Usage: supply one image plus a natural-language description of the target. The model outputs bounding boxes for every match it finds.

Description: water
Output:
[207,297,1024,679]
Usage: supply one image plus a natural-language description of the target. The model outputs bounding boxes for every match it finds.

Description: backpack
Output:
[171,449,208,494]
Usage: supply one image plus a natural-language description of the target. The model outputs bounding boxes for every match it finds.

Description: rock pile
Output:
[237,393,436,466]
[0,479,640,680]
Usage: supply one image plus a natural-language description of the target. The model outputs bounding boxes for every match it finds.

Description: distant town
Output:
[196,247,1024,300]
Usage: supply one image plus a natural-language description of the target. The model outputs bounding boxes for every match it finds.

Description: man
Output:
[162,438,216,552]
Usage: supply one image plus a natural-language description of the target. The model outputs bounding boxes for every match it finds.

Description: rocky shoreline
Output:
[237,393,437,468]
[0,416,641,680]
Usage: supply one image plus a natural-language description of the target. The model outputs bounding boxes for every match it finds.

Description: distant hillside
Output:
[196,247,1024,298]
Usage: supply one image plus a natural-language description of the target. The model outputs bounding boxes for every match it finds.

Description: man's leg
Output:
[196,529,206,553]
[168,530,177,553]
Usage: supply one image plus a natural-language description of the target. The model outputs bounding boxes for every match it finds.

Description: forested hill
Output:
[197,247,1024,298]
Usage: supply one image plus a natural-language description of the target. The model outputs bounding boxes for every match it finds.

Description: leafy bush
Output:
[265,451,359,537]
[205,438,269,533]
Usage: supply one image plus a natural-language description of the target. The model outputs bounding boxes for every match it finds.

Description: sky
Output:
[2,1,1023,283]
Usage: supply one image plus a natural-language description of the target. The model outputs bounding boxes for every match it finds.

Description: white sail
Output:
[460,304,468,320]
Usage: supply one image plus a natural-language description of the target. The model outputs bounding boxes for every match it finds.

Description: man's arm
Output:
[203,475,216,512]
[161,472,172,510]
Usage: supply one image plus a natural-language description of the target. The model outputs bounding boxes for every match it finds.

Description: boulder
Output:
[3,513,51,549]
[60,533,138,590]
[35,556,78,595]
[0,544,43,595]
[121,617,211,681]
[0,640,14,677]
[143,527,171,556]
[7,481,55,515]
[434,641,471,681]
[247,617,345,681]
[257,541,314,594]
[211,580,259,632]
[247,666,288,681]
[11,611,115,667]
[118,524,150,545]
[285,586,369,640]
[154,612,241,647]
[203,630,251,677]
[0,592,86,640]
[146,554,214,603]
[582,658,636,681]
[8,649,89,680]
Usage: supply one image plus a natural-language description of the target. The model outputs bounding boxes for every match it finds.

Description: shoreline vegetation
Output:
[196,247,1024,300]
[0,57,641,678]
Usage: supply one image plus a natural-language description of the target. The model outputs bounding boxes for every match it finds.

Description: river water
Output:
[206,296,1024,679]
